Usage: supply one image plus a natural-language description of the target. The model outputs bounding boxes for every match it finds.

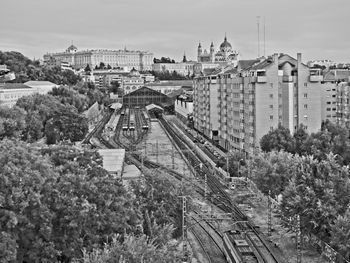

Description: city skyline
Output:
[1,0,350,63]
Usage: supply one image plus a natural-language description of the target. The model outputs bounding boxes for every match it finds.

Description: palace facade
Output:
[44,45,153,71]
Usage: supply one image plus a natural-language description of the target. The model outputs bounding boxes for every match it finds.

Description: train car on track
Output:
[142,110,149,129]
[223,230,259,263]
[129,111,135,130]
[122,108,129,130]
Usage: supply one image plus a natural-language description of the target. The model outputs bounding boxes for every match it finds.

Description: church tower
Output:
[197,42,202,62]
[183,51,187,63]
[210,42,215,62]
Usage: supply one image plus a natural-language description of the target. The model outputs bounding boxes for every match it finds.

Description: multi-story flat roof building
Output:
[194,53,324,154]
[0,81,58,107]
[152,61,196,76]
[44,45,154,71]
[337,81,350,126]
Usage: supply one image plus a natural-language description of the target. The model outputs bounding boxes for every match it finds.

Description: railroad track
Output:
[189,214,226,263]
[159,116,284,263]
[82,110,113,144]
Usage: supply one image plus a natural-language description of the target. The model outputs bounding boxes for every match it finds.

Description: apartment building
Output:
[337,82,350,126]
[193,53,324,154]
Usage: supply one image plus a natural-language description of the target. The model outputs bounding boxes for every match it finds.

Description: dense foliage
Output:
[253,121,350,260]
[0,51,81,85]
[149,70,191,80]
[0,80,109,144]
[0,141,183,262]
[247,150,350,260]
[260,121,350,165]
[153,57,176,64]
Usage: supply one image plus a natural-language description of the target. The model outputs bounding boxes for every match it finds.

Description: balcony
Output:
[257,76,267,83]
[309,75,324,82]
[282,75,294,82]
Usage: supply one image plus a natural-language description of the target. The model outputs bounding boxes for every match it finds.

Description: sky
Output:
[1,0,350,63]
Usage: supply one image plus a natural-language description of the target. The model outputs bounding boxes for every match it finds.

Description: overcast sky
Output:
[1,0,349,63]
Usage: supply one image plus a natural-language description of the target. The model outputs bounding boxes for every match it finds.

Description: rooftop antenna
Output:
[257,16,260,57]
[264,16,266,57]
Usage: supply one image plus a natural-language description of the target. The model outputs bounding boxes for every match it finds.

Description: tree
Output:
[0,139,59,262]
[76,231,182,263]
[249,150,298,196]
[260,124,295,153]
[99,62,105,69]
[84,64,91,74]
[45,110,88,144]
[330,208,350,261]
[109,81,121,95]
[129,174,184,239]
[279,154,350,241]
[0,106,26,140]
[293,124,308,155]
[0,141,141,262]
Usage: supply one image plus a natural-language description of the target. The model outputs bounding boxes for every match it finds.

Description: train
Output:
[142,110,149,129]
[122,108,129,130]
[129,110,135,130]
[223,230,259,263]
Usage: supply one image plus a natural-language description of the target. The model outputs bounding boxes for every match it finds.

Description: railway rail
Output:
[85,110,284,263]
[158,116,284,263]
[189,214,226,263]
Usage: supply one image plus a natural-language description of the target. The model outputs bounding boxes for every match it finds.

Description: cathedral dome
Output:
[66,44,77,53]
[130,67,140,76]
[220,36,232,52]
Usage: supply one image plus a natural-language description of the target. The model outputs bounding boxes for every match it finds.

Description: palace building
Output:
[44,45,153,71]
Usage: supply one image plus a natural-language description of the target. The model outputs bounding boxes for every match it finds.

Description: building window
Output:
[269,105,273,109]
[304,104,308,109]
[269,94,273,98]
[304,83,308,87]
[269,115,273,120]
[304,93,308,98]
[270,83,273,88]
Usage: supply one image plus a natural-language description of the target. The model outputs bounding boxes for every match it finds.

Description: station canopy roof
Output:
[145,104,164,112]
[109,102,122,110]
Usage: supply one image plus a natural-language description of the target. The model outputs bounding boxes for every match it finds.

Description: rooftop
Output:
[24,81,57,87]
[98,149,125,175]
[0,83,30,90]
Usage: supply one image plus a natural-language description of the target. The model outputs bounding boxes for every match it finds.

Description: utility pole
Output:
[204,174,208,202]
[172,145,175,170]
[141,154,144,171]
[156,140,159,163]
[181,196,188,262]
[257,16,261,57]
[144,140,147,156]
[268,190,272,236]
[264,16,266,57]
[296,215,302,263]
[226,154,229,178]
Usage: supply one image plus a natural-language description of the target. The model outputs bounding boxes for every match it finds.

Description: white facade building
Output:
[44,45,154,71]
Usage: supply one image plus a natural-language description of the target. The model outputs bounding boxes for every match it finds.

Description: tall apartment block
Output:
[193,53,324,154]
[337,82,350,126]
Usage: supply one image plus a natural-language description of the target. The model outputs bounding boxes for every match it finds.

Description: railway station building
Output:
[122,86,173,109]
